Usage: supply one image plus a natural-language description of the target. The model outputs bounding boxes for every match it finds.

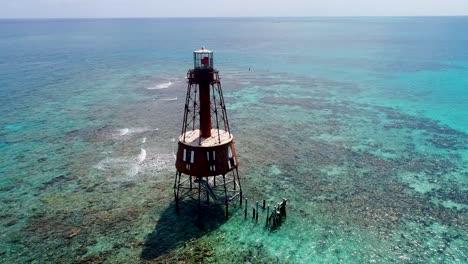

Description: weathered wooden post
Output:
[281,198,287,217]
[277,203,282,223]
[272,209,277,228]
[244,198,248,219]
[266,205,270,225]
[256,201,259,223]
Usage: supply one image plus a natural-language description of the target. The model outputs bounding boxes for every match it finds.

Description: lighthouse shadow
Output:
[141,202,226,260]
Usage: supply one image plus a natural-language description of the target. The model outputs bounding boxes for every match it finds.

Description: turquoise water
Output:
[0,17,467,263]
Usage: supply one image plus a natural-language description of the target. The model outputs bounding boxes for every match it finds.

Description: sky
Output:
[1,0,468,18]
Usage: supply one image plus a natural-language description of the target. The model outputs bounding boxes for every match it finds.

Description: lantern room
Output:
[194,47,213,70]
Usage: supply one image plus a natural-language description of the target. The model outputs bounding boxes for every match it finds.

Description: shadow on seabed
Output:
[141,202,226,260]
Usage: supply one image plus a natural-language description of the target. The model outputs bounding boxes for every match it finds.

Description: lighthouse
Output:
[174,48,242,219]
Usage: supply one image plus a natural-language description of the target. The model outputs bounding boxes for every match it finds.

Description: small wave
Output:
[95,151,174,182]
[127,165,140,179]
[160,97,178,101]
[146,82,173,90]
[94,157,140,182]
[117,127,158,137]
[137,148,147,163]
[145,153,175,172]
[119,128,129,136]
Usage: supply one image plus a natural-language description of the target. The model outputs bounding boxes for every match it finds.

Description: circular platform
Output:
[179,129,232,147]
[176,129,238,177]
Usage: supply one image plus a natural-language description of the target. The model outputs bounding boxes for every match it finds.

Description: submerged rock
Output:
[0,185,15,192]
[65,227,81,239]
[37,157,48,163]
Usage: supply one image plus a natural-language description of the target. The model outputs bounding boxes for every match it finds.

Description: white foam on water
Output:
[127,165,140,178]
[119,128,129,136]
[94,157,140,182]
[94,143,174,182]
[141,137,147,144]
[116,127,158,137]
[145,153,175,172]
[160,97,178,101]
[137,148,147,163]
[146,81,173,90]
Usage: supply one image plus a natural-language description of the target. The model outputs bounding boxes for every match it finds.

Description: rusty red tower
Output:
[174,48,242,219]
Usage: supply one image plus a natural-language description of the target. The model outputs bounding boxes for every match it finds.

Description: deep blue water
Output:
[0,17,467,263]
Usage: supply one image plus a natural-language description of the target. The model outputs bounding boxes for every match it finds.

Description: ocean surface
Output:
[0,17,467,263]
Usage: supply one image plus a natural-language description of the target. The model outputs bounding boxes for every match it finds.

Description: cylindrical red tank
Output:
[196,71,213,138]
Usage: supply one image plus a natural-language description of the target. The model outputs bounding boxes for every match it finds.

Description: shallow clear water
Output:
[0,17,467,263]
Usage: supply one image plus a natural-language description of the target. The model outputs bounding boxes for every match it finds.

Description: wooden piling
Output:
[277,203,282,223]
[244,198,248,219]
[282,198,287,217]
[256,201,259,222]
[266,205,269,225]
[262,199,266,210]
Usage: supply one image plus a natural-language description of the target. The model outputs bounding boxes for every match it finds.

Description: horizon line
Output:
[1,15,468,20]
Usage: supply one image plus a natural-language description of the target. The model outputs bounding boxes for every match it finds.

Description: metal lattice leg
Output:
[174,171,181,215]
[198,177,202,220]
[223,174,229,220]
